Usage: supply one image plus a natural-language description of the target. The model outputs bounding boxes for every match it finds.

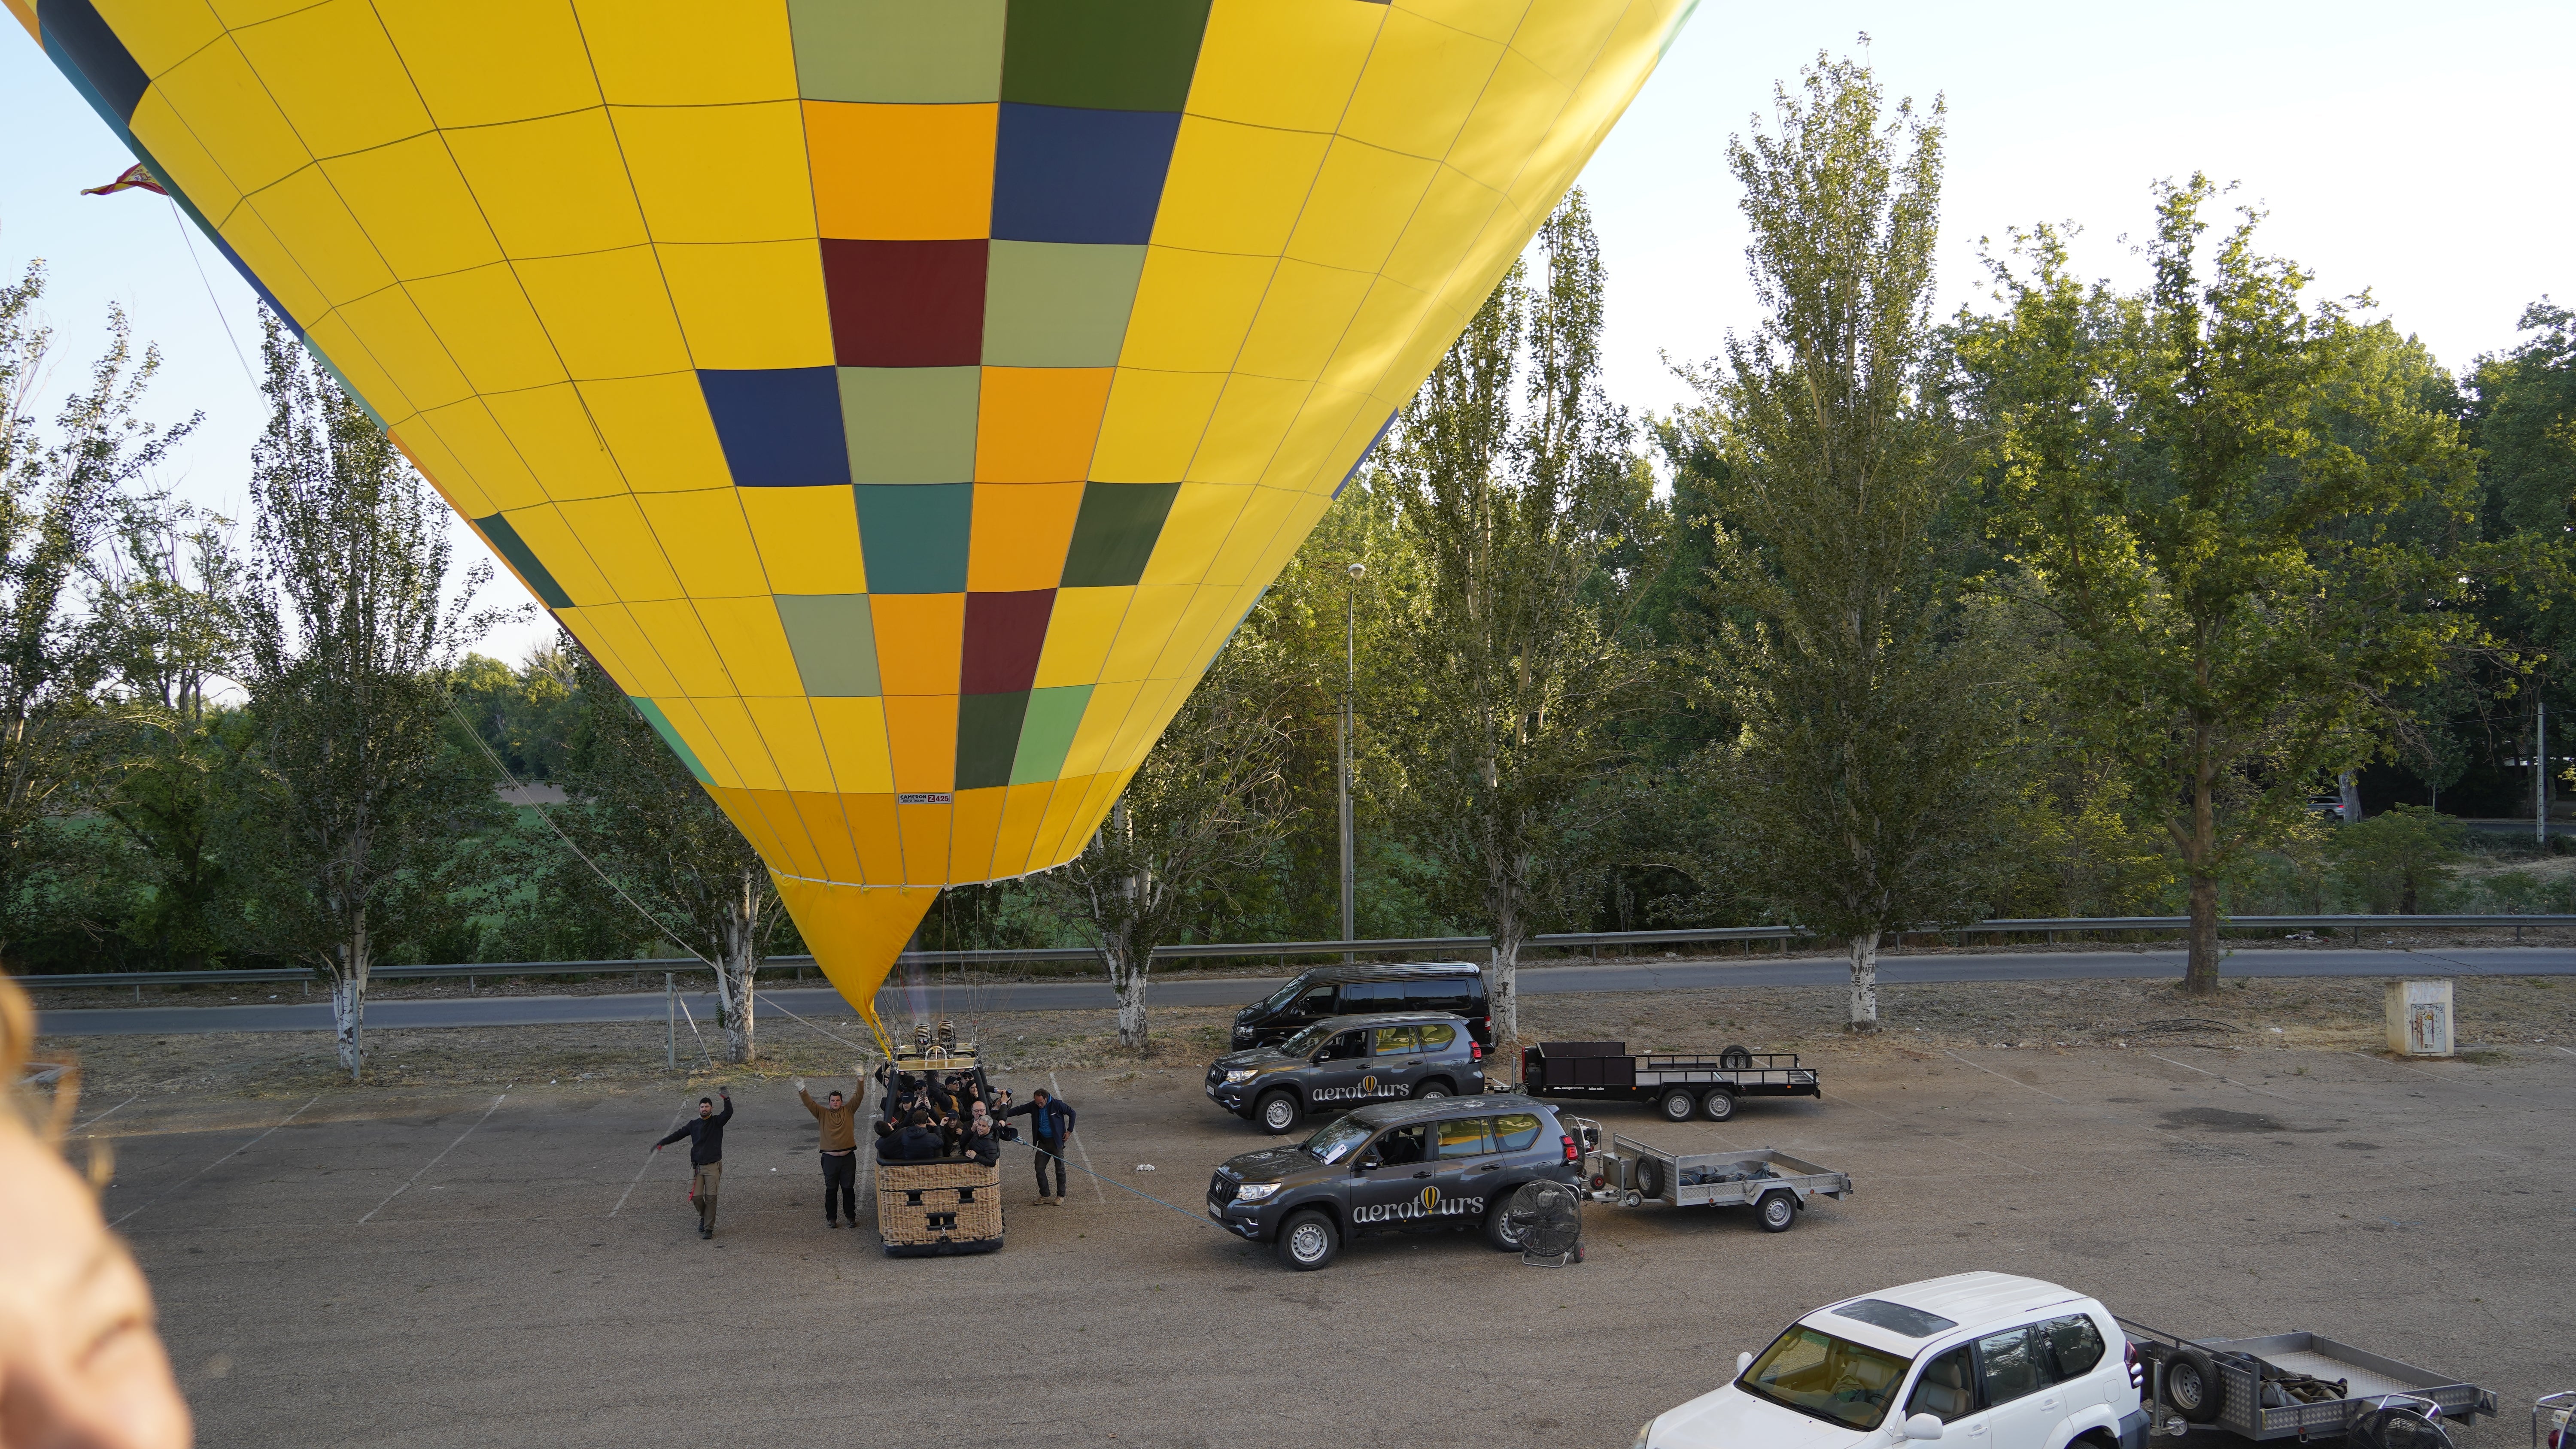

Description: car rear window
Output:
[2035,1315,2105,1383]
[1418,1022,1456,1050]
[1490,1112,1541,1151]
[1830,1300,1959,1338]
[1435,1117,1492,1158]
[1373,1024,1421,1053]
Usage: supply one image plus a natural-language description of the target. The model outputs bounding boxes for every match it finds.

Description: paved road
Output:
[32,944,2576,1037]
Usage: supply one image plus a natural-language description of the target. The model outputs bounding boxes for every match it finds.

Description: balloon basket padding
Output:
[877,1160,1004,1254]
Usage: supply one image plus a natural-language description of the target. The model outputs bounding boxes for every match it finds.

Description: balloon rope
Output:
[449,703,717,973]
[164,197,256,387]
[760,994,878,1058]
[999,1139,1228,1232]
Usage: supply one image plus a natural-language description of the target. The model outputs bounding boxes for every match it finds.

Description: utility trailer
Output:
[1518,1040,1820,1122]
[2122,1317,2497,1442]
[1570,1119,1850,1233]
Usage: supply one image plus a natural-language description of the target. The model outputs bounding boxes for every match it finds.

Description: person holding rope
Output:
[652,1088,732,1238]
[796,1072,864,1230]
[1000,1087,1076,1205]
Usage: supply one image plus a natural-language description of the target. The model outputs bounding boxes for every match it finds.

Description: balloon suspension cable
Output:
[449,703,717,974]
[164,197,257,388]
[760,993,883,1060]
[672,994,716,1070]
[1002,1139,1229,1233]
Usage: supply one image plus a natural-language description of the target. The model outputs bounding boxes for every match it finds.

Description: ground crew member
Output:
[1000,1088,1076,1204]
[652,1089,732,1238]
[796,1073,863,1229]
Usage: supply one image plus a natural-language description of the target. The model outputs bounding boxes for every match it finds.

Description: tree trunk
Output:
[2337,770,2362,824]
[2184,871,2222,994]
[1108,929,1150,1050]
[2181,741,2223,994]
[715,890,758,1063]
[1488,933,1523,1046]
[1846,930,1880,1032]
[330,935,369,1081]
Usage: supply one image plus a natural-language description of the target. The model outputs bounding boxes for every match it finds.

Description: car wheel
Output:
[1415,1081,1451,1099]
[1483,1199,1525,1252]
[1756,1190,1796,1233]
[1276,1210,1339,1271]
[1659,1088,1697,1121]
[1702,1087,1737,1122]
[1719,1044,1753,1069]
[1256,1091,1300,1136]
[2167,1347,2223,1424]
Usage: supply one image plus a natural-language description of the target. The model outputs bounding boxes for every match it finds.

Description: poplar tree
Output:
[1689,56,2012,1031]
[1383,194,1654,1042]
[233,318,500,1078]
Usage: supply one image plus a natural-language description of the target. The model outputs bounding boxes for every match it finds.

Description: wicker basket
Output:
[876,1158,1003,1257]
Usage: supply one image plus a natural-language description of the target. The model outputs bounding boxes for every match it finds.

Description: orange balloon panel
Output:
[25,0,1691,1016]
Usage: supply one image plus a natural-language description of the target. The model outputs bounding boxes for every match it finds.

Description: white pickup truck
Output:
[1634,1272,2147,1449]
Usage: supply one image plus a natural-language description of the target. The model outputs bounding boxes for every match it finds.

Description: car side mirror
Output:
[1735,1352,1753,1376]
[1902,1413,1945,1441]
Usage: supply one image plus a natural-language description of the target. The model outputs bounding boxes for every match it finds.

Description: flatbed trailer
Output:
[1518,1040,1820,1122]
[2121,1316,2497,1441]
[1571,1119,1850,1232]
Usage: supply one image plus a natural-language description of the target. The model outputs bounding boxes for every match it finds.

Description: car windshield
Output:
[1303,1116,1374,1164]
[1256,976,1309,1013]
[1737,1325,1911,1431]
[1276,1022,1336,1056]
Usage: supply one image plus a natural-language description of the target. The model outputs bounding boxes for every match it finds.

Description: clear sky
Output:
[3,2,2565,667]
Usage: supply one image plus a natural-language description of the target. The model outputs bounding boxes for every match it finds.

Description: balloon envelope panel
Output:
[24,0,1689,1006]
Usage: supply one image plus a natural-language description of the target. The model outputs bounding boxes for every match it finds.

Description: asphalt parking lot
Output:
[85,1043,2571,1448]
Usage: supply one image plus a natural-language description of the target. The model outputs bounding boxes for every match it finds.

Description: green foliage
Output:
[228,316,505,1076]
[1683,56,2018,1028]
[2325,805,2466,914]
[1955,176,2486,988]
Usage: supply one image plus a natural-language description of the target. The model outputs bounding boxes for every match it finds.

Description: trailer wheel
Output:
[1702,1087,1738,1122]
[1720,1044,1753,1069]
[1756,1190,1796,1232]
[2166,1346,2223,1424]
[1256,1091,1300,1136]
[1659,1088,1698,1121]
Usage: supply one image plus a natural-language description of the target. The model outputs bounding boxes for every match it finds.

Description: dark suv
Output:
[1229,962,1491,1050]
[1206,1012,1487,1134]
[1206,1095,1583,1270]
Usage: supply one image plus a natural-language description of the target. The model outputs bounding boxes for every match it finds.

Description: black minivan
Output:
[1230,962,1490,1050]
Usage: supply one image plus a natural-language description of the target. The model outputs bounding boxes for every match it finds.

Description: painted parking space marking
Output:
[360,1093,508,1224]
[110,1095,317,1228]
[73,1092,139,1134]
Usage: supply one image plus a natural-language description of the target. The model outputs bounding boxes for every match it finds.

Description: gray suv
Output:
[1206,1094,1583,1270]
[1205,1012,1487,1134]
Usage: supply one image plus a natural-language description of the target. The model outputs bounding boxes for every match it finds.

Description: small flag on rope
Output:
[81,163,166,197]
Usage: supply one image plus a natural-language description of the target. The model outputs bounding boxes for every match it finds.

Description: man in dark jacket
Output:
[1000,1088,1076,1204]
[652,1089,732,1238]
[875,1109,944,1164]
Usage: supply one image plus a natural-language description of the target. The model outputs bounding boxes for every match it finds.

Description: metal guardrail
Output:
[12,914,2574,991]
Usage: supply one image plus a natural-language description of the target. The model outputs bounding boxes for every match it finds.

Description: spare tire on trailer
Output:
[2166,1346,2224,1424]
[1719,1044,1753,1069]
[1634,1156,1662,1197]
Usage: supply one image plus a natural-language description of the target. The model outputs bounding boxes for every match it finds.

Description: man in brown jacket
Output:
[796,1074,865,1228]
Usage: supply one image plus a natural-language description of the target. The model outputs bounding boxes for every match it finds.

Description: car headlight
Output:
[1235,1182,1282,1203]
[1631,1420,1654,1449]
[1223,1069,1259,1084]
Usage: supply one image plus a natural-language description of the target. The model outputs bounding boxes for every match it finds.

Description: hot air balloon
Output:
[22,0,1692,1044]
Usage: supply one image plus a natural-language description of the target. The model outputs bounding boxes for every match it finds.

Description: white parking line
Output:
[110,1095,317,1228]
[2148,1052,2293,1100]
[73,1092,140,1134]
[360,1093,506,1224]
[1052,1071,1106,1203]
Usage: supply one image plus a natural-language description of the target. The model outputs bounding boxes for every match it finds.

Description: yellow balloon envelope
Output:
[23,0,1691,1032]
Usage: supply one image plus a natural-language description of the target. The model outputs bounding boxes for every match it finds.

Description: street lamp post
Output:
[1340,561,1364,960]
